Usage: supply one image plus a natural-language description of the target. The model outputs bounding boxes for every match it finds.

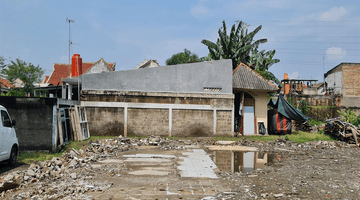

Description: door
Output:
[0,110,13,160]
[243,106,255,135]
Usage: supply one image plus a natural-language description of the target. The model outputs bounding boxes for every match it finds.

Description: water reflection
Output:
[210,150,283,173]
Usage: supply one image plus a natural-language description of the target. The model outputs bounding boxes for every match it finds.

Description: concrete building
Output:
[79,60,234,137]
[324,62,360,108]
[232,63,278,135]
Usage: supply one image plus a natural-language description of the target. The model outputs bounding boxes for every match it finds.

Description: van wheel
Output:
[7,146,17,166]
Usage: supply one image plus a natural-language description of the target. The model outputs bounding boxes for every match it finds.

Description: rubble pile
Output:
[325,118,360,146]
[0,135,196,199]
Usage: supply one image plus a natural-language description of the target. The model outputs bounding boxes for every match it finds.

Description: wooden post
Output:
[241,92,245,135]
[74,105,82,141]
[57,109,63,146]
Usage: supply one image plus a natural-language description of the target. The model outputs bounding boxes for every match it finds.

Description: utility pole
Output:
[323,56,325,94]
[66,17,75,77]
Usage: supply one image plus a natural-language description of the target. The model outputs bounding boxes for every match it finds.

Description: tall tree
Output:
[249,47,281,85]
[2,58,44,95]
[201,20,267,70]
[166,49,200,65]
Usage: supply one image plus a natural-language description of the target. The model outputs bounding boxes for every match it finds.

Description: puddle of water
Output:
[209,150,285,173]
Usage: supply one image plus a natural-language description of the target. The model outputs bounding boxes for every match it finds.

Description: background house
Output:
[324,62,360,109]
[134,59,159,69]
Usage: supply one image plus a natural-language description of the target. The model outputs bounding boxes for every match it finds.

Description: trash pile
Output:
[325,118,360,146]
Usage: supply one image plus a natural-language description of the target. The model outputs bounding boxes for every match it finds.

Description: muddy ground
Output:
[1,137,359,199]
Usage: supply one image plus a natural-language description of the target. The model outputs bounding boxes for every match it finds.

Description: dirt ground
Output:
[1,138,360,199]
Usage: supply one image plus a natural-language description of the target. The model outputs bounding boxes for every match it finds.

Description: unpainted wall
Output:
[342,64,360,96]
[82,91,234,137]
[127,108,169,136]
[172,109,213,137]
[81,60,233,94]
[0,97,56,151]
[85,107,124,136]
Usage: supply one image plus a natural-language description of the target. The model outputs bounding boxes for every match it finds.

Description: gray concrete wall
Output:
[327,71,342,94]
[342,97,360,107]
[81,60,233,94]
[0,97,56,152]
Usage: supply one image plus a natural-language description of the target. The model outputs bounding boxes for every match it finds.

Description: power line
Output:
[263,36,360,38]
[276,52,359,56]
[275,48,360,51]
[268,41,360,44]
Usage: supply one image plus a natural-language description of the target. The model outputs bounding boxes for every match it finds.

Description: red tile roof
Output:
[0,78,14,88]
[46,60,115,86]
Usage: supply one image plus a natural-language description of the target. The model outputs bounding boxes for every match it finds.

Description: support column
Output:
[67,84,72,100]
[169,108,172,137]
[213,109,217,135]
[124,106,128,137]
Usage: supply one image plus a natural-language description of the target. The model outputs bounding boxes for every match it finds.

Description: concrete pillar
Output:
[62,84,67,99]
[124,106,128,137]
[169,108,172,137]
[213,109,217,135]
[67,84,72,100]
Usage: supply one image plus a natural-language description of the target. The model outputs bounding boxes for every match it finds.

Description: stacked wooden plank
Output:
[325,118,360,146]
[57,106,90,146]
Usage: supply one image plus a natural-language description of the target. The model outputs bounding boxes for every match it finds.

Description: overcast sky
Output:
[0,0,359,83]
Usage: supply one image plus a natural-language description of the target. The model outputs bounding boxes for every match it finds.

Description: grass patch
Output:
[213,131,335,143]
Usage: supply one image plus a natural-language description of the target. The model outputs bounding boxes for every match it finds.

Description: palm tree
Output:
[249,46,281,85]
[201,20,267,70]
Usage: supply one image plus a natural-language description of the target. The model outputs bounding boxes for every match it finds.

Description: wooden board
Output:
[57,109,63,146]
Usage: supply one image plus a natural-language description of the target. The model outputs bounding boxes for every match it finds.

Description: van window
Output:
[1,110,11,127]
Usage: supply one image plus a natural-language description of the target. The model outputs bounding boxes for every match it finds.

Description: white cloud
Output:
[288,71,299,79]
[319,6,347,21]
[326,47,346,60]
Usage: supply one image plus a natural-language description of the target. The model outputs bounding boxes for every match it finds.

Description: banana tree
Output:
[201,20,267,70]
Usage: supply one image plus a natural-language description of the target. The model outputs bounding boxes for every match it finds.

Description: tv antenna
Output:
[66,17,75,77]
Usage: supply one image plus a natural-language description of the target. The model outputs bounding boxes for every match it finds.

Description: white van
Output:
[0,105,18,166]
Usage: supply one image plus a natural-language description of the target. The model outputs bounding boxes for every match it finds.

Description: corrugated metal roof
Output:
[233,63,278,91]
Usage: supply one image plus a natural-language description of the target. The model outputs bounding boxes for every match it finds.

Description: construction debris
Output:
[325,118,360,146]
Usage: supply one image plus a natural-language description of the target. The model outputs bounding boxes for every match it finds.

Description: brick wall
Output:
[128,108,169,136]
[172,110,213,137]
[82,90,234,137]
[85,107,124,136]
[342,64,360,96]
[216,111,232,136]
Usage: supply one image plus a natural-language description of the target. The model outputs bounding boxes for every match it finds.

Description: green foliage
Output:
[2,58,44,95]
[166,49,199,65]
[201,20,267,70]
[251,48,281,85]
[308,118,325,126]
[298,100,309,116]
[2,89,26,97]
[337,109,360,126]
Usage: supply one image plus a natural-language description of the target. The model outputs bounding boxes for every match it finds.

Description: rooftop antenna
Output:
[66,17,75,77]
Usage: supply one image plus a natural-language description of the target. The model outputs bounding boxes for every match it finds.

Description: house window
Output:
[203,87,222,92]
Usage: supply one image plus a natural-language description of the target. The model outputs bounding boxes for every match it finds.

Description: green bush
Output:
[337,109,360,127]
[308,118,325,126]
